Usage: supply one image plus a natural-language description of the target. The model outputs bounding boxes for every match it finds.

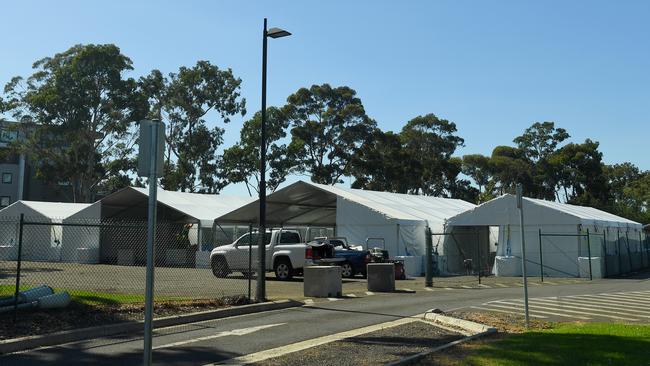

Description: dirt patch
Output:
[257,321,462,366]
[413,311,560,365]
[0,295,251,340]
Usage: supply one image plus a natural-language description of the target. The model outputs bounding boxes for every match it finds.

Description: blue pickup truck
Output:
[310,237,369,278]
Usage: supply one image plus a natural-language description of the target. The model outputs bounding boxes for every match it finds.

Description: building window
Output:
[0,196,10,207]
[2,173,12,184]
[0,129,18,143]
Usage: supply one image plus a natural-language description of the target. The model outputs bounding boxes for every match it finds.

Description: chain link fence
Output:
[0,215,255,340]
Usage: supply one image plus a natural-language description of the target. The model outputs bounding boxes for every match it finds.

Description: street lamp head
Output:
[267,27,291,38]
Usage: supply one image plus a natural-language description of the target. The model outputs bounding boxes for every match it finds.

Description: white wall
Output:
[61,203,101,263]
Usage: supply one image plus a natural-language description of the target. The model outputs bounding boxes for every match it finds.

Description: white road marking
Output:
[527,298,650,318]
[461,285,473,289]
[501,300,639,321]
[346,293,358,297]
[365,291,375,296]
[581,294,650,305]
[597,293,650,301]
[154,323,285,350]
[542,281,557,285]
[327,298,342,302]
[208,316,419,365]
[304,299,314,305]
[470,306,548,319]
[401,288,414,292]
[444,287,454,290]
[477,284,491,288]
[494,283,508,288]
[424,287,434,291]
[563,297,650,312]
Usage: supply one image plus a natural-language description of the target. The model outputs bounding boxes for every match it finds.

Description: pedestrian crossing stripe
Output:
[472,289,650,322]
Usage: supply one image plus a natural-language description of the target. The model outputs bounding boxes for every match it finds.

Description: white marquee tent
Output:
[446,194,646,277]
[94,187,254,267]
[0,201,95,262]
[216,180,477,275]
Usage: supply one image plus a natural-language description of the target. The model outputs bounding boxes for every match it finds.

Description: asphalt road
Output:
[3,276,650,366]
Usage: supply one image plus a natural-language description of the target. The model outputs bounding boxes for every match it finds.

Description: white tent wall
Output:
[496,224,582,277]
[0,202,58,262]
[335,195,401,254]
[61,202,101,263]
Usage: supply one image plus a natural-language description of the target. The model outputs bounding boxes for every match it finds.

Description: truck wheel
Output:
[340,262,354,278]
[211,256,230,278]
[274,258,293,280]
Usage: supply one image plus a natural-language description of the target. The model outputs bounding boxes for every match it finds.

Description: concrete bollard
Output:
[304,266,342,298]
[367,263,395,292]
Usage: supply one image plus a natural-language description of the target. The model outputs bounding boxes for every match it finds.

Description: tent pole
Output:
[425,226,433,287]
[617,230,622,275]
[625,231,633,272]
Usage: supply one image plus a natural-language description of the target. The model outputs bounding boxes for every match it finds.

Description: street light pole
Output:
[257,18,291,302]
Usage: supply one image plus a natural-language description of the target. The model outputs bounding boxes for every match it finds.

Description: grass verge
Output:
[420,312,650,366]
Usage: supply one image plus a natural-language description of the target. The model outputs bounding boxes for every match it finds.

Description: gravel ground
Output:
[256,321,463,366]
[0,296,250,340]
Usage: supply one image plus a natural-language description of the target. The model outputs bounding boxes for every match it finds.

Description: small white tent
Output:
[216,180,477,275]
[446,194,646,277]
[0,201,94,262]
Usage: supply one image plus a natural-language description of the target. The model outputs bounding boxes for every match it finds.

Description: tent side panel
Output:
[61,203,102,263]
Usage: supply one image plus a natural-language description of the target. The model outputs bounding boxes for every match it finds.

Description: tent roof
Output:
[100,187,254,226]
[2,201,91,219]
[215,180,476,226]
[447,194,642,229]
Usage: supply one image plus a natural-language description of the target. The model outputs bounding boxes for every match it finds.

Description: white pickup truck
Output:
[209,229,339,280]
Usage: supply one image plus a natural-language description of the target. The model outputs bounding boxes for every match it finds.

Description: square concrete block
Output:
[578,256,604,278]
[367,263,395,292]
[304,266,342,298]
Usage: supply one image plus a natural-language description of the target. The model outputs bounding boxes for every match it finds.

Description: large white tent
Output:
[446,194,647,277]
[216,180,477,275]
[0,201,94,262]
[94,187,254,267]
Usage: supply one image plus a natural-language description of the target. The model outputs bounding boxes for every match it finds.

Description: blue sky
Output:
[2,1,649,196]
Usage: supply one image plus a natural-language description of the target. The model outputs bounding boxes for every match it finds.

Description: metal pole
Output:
[257,18,268,302]
[476,231,481,285]
[143,122,159,366]
[586,229,593,281]
[603,230,608,277]
[639,231,645,269]
[617,230,622,275]
[516,184,530,328]
[625,231,633,272]
[538,229,544,282]
[13,213,24,323]
[248,224,252,301]
[425,226,433,287]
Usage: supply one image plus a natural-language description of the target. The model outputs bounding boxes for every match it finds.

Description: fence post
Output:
[617,230,622,274]
[603,230,608,277]
[425,227,433,287]
[625,231,633,272]
[476,231,481,285]
[586,229,593,281]
[248,224,252,301]
[538,229,543,282]
[13,213,25,323]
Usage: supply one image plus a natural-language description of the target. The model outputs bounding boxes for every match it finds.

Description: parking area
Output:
[470,289,650,322]
[1,261,597,302]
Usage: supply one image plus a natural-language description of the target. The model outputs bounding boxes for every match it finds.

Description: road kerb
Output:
[0,299,302,355]
[385,313,497,366]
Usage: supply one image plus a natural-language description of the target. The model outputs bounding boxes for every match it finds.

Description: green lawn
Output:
[0,285,188,306]
[464,323,650,366]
